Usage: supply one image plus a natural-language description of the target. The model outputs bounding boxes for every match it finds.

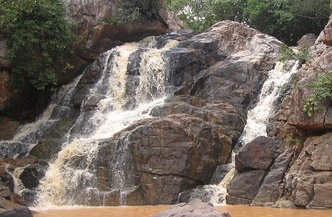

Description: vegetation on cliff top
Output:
[166,0,330,45]
[0,0,77,90]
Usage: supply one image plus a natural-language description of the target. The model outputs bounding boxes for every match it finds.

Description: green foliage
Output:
[278,45,310,64]
[0,0,77,90]
[118,0,162,23]
[166,0,247,32]
[165,0,330,45]
[286,135,304,147]
[302,71,332,117]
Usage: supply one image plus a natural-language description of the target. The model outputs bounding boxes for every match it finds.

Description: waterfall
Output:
[238,61,299,146]
[32,38,179,207]
[206,60,300,205]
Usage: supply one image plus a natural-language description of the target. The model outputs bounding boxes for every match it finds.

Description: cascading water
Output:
[0,75,82,160]
[238,60,299,146]
[207,60,300,204]
[32,38,179,207]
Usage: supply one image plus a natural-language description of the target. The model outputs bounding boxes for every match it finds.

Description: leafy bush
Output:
[302,70,332,117]
[0,0,77,90]
[278,45,310,64]
[119,0,162,23]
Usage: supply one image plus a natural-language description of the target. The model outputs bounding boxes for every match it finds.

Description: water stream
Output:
[238,60,299,146]
[207,60,300,204]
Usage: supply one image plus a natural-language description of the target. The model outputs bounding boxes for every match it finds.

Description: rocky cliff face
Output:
[15,21,281,206]
[226,17,332,209]
[2,9,332,209]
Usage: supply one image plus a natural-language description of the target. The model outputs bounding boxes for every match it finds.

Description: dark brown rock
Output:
[97,114,229,205]
[0,117,21,141]
[281,133,332,208]
[225,195,251,205]
[227,170,265,203]
[251,149,293,206]
[235,136,282,171]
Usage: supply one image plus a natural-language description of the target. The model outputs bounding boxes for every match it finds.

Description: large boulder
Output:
[235,136,282,171]
[96,114,228,205]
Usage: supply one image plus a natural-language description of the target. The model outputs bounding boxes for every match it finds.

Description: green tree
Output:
[0,0,77,90]
[119,0,163,23]
[166,0,330,45]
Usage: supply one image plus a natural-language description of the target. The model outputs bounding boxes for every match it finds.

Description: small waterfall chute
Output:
[192,60,300,205]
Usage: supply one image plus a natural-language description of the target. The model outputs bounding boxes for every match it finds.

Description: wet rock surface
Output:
[91,21,282,205]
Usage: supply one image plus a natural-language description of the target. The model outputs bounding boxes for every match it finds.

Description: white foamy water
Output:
[34,39,179,207]
[239,61,299,145]
[207,61,299,205]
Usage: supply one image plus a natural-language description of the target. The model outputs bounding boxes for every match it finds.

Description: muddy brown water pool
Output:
[32,204,332,217]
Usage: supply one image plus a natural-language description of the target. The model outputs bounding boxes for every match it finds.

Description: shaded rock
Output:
[0,157,40,205]
[0,167,13,201]
[0,117,21,141]
[30,117,77,160]
[227,170,265,203]
[225,195,251,205]
[0,197,32,217]
[210,164,234,185]
[251,149,293,206]
[235,136,282,171]
[153,199,231,217]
